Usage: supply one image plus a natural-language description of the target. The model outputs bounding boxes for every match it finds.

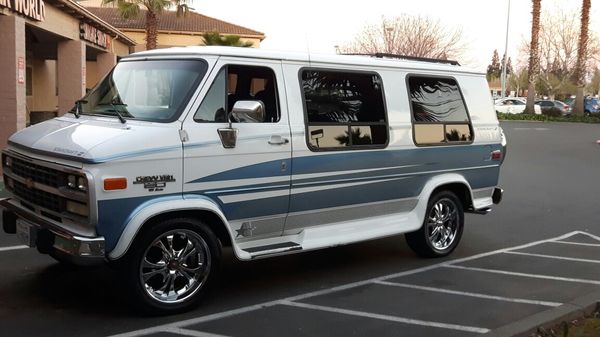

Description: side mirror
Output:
[231,100,265,123]
[217,101,265,149]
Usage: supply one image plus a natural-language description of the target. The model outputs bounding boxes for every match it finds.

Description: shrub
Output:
[541,108,563,117]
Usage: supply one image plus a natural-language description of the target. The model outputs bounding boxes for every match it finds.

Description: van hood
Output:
[8,116,182,164]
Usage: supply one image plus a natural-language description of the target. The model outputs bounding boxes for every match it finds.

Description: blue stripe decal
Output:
[99,144,501,252]
[87,145,182,163]
[9,141,182,164]
[188,159,291,183]
[97,194,182,251]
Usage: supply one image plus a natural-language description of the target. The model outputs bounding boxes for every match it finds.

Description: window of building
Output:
[194,65,280,123]
[301,69,388,150]
[408,76,473,145]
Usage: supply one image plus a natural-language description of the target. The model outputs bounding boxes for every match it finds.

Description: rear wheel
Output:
[121,217,221,314]
[406,191,464,258]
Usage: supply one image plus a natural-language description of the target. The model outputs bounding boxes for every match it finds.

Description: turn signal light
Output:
[104,177,127,191]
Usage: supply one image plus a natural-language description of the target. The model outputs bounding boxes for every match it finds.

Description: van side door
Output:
[182,58,292,242]
[284,67,398,234]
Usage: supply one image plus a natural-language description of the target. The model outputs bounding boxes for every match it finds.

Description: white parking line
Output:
[161,327,230,337]
[553,241,600,247]
[374,281,562,307]
[0,245,28,252]
[281,300,490,334]
[108,231,588,337]
[577,231,600,241]
[445,265,600,285]
[505,251,600,264]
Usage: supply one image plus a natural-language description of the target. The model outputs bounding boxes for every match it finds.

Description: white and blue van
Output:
[1,47,505,313]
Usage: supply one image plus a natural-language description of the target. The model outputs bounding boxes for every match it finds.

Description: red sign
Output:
[17,57,24,84]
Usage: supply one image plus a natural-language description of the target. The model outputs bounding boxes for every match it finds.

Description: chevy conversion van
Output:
[1,47,505,313]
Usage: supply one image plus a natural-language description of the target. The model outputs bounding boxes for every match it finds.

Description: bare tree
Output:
[519,7,599,99]
[520,8,599,99]
[526,0,542,114]
[341,15,466,61]
[574,0,592,116]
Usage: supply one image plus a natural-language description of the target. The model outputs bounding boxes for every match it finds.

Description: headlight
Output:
[4,156,12,168]
[67,175,77,189]
[67,175,88,192]
[77,177,88,192]
[66,200,89,217]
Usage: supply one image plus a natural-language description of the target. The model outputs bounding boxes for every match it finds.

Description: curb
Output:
[479,290,600,337]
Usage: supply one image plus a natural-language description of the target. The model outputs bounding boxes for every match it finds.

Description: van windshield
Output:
[76,59,207,122]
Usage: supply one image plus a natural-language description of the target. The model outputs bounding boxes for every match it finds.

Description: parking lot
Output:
[109,231,600,337]
[1,121,600,336]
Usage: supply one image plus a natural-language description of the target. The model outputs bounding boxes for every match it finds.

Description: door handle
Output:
[268,135,289,145]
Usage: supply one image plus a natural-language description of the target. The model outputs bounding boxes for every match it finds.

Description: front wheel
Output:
[405,191,464,258]
[120,217,221,314]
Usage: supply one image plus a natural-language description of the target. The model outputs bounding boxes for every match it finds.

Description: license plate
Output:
[16,219,37,247]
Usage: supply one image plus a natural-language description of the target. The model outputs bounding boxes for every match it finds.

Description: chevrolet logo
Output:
[25,178,34,189]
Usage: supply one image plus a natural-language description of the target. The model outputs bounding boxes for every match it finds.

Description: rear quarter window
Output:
[407,75,473,146]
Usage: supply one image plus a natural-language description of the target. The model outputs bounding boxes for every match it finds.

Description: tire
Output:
[120,217,221,315]
[405,191,464,258]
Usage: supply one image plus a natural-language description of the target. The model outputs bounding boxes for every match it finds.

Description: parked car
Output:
[534,100,572,116]
[565,97,600,115]
[495,98,541,114]
[0,47,505,313]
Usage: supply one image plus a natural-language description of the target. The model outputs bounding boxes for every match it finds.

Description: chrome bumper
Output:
[0,198,105,265]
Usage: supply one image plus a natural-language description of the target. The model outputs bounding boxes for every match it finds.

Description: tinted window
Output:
[302,69,388,150]
[408,76,472,145]
[194,65,280,123]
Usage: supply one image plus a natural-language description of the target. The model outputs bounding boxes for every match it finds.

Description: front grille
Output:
[2,152,90,222]
[13,180,64,213]
[10,156,63,188]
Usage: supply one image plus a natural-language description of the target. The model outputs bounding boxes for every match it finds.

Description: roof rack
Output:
[341,53,460,66]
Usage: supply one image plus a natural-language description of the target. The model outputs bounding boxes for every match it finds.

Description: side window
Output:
[408,76,473,145]
[194,65,280,123]
[301,69,388,150]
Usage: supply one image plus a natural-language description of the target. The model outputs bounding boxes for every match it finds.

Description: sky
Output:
[192,0,600,72]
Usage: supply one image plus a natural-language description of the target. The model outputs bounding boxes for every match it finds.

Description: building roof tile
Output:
[85,7,264,38]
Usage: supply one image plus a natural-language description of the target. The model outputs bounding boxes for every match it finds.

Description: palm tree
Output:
[573,0,592,116]
[201,32,254,47]
[102,0,191,50]
[525,0,542,114]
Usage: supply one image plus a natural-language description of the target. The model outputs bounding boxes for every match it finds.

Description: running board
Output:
[242,241,301,258]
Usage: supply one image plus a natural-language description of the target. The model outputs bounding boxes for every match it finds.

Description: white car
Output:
[495,98,541,114]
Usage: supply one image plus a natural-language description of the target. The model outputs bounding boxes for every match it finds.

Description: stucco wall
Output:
[123,30,261,51]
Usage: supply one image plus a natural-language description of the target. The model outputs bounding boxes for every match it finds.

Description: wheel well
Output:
[142,210,232,247]
[431,183,472,211]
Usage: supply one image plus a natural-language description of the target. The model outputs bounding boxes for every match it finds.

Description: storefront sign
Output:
[0,0,46,22]
[17,57,24,84]
[79,23,112,50]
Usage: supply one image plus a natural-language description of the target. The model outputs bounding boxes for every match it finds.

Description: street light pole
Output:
[501,0,511,98]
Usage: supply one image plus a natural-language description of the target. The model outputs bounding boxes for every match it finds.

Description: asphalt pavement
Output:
[1,121,599,337]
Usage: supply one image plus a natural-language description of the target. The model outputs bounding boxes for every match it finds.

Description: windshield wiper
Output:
[109,100,128,124]
[73,99,87,119]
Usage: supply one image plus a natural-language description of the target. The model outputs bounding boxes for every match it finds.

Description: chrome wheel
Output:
[140,229,211,304]
[426,198,459,251]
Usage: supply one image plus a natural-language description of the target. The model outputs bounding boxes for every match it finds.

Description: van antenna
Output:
[304,33,312,64]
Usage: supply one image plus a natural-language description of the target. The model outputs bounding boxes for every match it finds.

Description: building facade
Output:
[0,0,136,151]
